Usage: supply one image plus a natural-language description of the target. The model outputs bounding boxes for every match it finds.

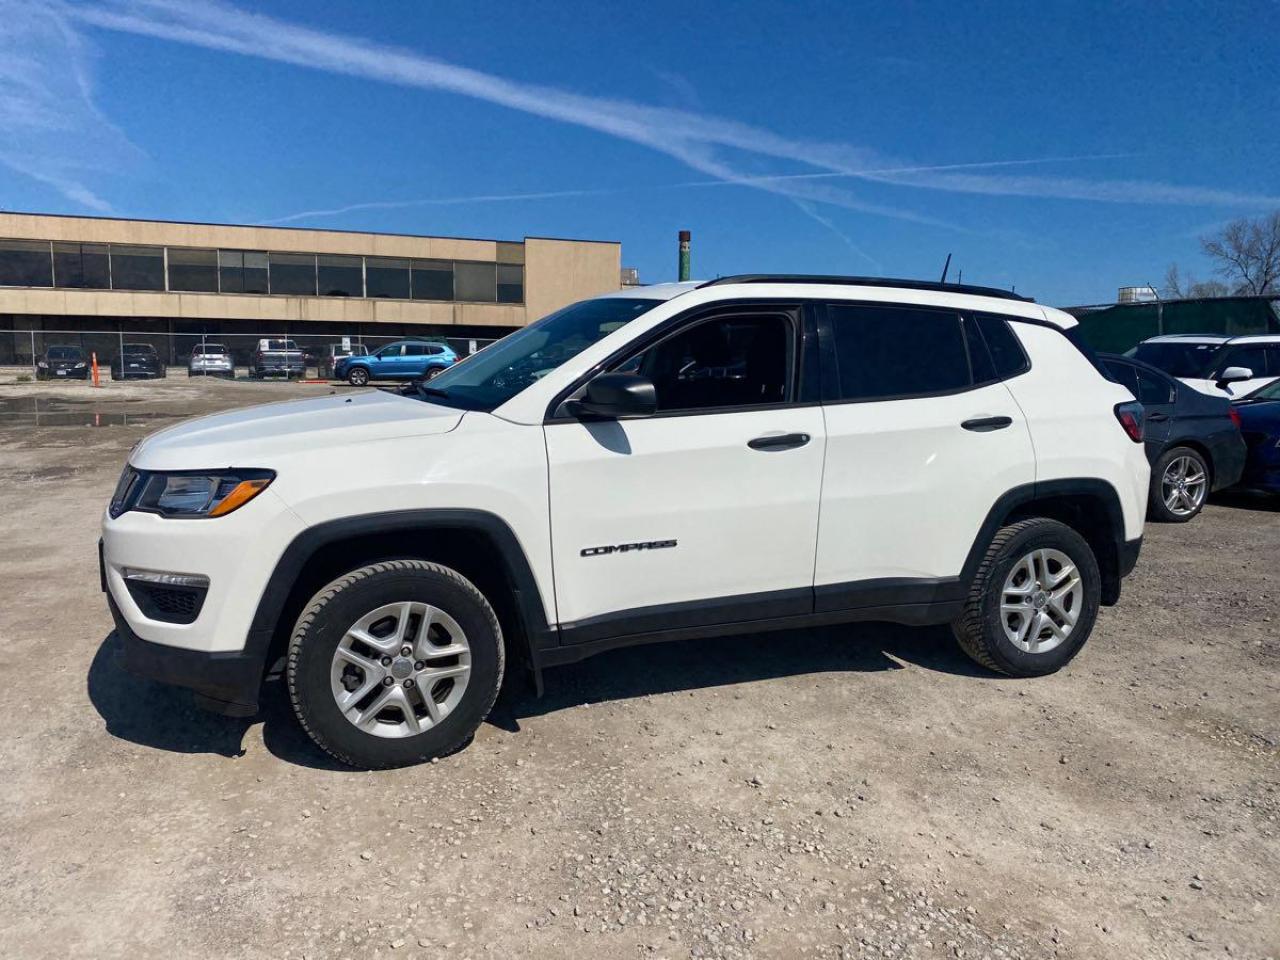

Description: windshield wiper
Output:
[415,385,450,398]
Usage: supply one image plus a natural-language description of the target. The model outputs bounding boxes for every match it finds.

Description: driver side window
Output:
[615,313,794,413]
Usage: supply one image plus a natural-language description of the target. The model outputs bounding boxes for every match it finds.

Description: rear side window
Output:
[1138,370,1175,404]
[1103,359,1141,398]
[829,304,969,401]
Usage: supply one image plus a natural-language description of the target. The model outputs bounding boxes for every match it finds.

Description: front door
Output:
[545,308,825,639]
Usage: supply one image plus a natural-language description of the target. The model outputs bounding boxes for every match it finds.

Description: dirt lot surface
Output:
[1,376,1277,960]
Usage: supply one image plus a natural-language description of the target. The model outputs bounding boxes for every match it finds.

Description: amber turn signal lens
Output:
[208,478,272,517]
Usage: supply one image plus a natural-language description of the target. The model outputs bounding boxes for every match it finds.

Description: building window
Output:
[52,242,110,288]
[268,252,317,296]
[218,250,269,294]
[455,261,496,302]
[497,263,524,303]
[167,247,219,292]
[317,254,363,297]
[110,245,165,291]
[411,259,453,300]
[0,239,53,287]
[365,257,410,299]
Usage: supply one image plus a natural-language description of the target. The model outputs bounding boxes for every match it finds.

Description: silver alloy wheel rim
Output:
[351,369,368,385]
[1000,548,1083,654]
[329,601,471,738]
[1161,455,1207,517]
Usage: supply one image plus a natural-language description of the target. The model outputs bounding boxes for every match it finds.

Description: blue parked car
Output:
[1232,380,1280,494]
[334,340,457,386]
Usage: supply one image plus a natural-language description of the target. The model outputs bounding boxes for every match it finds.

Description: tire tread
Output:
[286,559,504,769]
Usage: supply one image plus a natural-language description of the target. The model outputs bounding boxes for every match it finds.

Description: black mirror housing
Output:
[567,372,657,419]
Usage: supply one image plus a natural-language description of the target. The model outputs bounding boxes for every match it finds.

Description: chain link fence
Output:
[4,328,500,382]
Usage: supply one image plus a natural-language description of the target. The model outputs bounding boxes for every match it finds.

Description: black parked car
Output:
[36,345,89,380]
[110,343,167,381]
[1101,353,1245,522]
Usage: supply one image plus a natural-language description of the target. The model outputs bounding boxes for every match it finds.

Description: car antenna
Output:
[939,253,952,284]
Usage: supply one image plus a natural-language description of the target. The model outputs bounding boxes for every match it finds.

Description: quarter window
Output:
[975,315,1029,379]
[620,313,793,413]
[1137,370,1175,405]
[829,304,970,401]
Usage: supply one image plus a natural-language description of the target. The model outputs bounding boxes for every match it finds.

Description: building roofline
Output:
[0,210,616,247]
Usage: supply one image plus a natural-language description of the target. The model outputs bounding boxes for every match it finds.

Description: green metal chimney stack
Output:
[678,230,691,282]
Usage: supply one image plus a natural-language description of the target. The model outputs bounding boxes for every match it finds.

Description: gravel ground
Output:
[1,377,1276,960]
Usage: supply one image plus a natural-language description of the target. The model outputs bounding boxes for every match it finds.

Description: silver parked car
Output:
[188,343,235,378]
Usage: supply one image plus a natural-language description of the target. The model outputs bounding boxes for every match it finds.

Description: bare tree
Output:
[1200,211,1280,295]
[1162,263,1229,299]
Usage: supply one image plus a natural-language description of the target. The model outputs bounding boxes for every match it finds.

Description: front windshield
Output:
[419,297,663,410]
[47,346,82,360]
[1130,341,1224,379]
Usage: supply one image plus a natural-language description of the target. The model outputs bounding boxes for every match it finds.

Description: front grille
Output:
[125,581,207,625]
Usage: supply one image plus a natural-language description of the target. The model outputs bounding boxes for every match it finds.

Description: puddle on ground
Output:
[0,396,172,428]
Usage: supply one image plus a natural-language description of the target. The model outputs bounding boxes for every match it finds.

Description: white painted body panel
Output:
[1003,324,1149,539]
[814,381,1035,584]
[544,407,825,624]
[103,280,1148,664]
[104,410,556,652]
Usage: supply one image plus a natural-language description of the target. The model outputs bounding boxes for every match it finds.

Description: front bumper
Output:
[108,590,262,716]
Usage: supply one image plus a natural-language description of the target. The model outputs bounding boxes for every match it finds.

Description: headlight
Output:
[37,361,47,368]
[75,362,86,368]
[109,467,274,519]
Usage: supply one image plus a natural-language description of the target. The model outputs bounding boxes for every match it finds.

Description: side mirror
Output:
[1216,365,1253,386]
[567,372,657,419]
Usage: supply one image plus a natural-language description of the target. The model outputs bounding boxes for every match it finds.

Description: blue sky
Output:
[2,0,1278,305]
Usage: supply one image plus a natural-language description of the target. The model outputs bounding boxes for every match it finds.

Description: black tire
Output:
[287,559,504,769]
[423,366,442,380]
[1147,445,1209,523]
[347,366,370,386]
[951,518,1101,677]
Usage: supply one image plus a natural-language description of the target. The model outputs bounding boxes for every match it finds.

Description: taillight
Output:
[1229,407,1242,430]
[1114,401,1145,442]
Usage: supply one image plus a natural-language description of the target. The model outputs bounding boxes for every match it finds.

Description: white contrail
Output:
[11,0,1278,218]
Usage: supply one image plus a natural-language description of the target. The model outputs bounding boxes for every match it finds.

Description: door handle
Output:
[961,416,1013,432]
[748,432,811,451]
[1146,413,1169,422]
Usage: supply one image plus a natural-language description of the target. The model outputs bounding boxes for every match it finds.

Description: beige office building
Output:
[0,213,622,365]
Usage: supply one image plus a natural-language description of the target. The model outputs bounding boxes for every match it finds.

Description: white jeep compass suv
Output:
[102,276,1150,768]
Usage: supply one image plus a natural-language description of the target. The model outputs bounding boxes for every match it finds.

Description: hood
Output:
[132,390,464,470]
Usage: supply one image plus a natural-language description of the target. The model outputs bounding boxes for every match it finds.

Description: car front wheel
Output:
[347,367,370,386]
[952,518,1100,677]
[287,559,505,769]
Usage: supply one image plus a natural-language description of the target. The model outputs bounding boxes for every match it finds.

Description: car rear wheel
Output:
[1149,446,1209,523]
[347,367,370,386]
[952,518,1100,677]
[423,366,442,380]
[287,559,504,769]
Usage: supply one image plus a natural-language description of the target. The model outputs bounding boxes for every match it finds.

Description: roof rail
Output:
[697,274,1034,303]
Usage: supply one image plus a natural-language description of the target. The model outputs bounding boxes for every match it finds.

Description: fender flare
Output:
[242,509,554,678]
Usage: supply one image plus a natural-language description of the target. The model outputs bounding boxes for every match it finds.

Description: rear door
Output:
[813,304,1036,610]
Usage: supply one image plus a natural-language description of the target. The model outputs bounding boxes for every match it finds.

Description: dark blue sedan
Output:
[1233,380,1280,494]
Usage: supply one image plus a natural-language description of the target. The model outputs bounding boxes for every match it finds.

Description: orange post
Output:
[91,352,101,387]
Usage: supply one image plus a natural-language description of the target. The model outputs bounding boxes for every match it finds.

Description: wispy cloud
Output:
[0,0,146,210]
[10,0,1279,222]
